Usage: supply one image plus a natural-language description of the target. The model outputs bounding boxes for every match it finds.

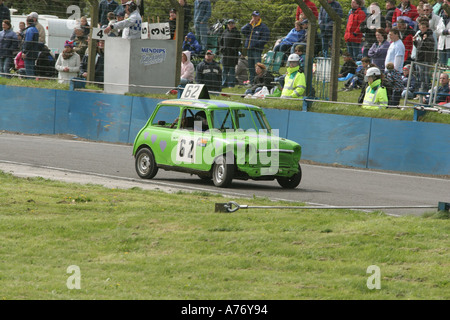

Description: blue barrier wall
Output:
[0,85,449,175]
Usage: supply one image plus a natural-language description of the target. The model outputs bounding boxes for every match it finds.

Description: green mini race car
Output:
[132,99,302,188]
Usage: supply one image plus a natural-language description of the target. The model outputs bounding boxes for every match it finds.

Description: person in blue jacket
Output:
[182,32,202,56]
[274,20,304,58]
[241,11,270,84]
[0,19,18,77]
[22,17,40,77]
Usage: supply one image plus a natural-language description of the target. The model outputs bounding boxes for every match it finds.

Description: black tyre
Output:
[212,154,234,187]
[135,148,158,179]
[277,164,302,189]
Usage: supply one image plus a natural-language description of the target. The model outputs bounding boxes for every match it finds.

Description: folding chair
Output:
[264,51,275,70]
[270,51,285,75]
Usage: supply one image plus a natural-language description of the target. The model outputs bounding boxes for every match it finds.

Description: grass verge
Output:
[0,171,448,300]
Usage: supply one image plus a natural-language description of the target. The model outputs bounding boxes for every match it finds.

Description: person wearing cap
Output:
[219,19,241,88]
[99,0,119,28]
[194,0,211,51]
[280,53,306,99]
[104,1,142,39]
[195,50,222,93]
[0,0,10,32]
[318,0,343,58]
[362,67,388,109]
[22,17,40,77]
[55,40,80,84]
[241,11,270,84]
[401,64,418,100]
[28,12,45,45]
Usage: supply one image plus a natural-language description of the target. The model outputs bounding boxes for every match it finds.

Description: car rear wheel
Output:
[135,148,158,179]
[212,155,234,187]
[277,164,302,189]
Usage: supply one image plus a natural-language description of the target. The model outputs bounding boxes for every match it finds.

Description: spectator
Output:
[70,16,91,40]
[280,53,306,99]
[169,8,177,40]
[422,3,441,32]
[413,20,435,91]
[385,1,397,25]
[55,40,80,84]
[396,19,415,62]
[385,27,405,73]
[179,0,193,37]
[241,11,270,84]
[105,12,119,37]
[362,67,389,109]
[345,0,366,61]
[392,0,419,26]
[73,27,89,58]
[22,17,40,77]
[338,52,358,78]
[401,64,418,99]
[293,44,306,70]
[289,20,309,55]
[318,0,343,58]
[194,0,211,51]
[80,40,105,85]
[296,0,319,20]
[437,8,450,66]
[180,50,194,85]
[35,45,56,78]
[274,20,305,61]
[0,19,18,77]
[195,49,222,93]
[28,12,45,46]
[361,3,386,58]
[245,62,274,95]
[99,0,119,27]
[104,1,142,39]
[235,52,249,85]
[368,28,390,70]
[219,19,241,88]
[428,72,450,104]
[0,0,10,32]
[182,32,202,56]
[113,0,127,17]
[14,51,25,74]
[385,62,404,106]
[342,56,371,91]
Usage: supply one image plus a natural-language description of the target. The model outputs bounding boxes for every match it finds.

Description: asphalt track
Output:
[0,132,448,216]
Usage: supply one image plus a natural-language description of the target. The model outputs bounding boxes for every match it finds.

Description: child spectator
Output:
[182,32,202,57]
[338,52,358,80]
[55,40,80,84]
[385,62,404,106]
[401,64,418,99]
[343,57,371,91]
[180,50,194,85]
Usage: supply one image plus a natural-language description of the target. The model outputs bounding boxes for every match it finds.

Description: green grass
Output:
[0,171,448,300]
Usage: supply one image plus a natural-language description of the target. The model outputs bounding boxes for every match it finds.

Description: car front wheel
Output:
[135,148,158,179]
[212,155,234,187]
[277,164,302,189]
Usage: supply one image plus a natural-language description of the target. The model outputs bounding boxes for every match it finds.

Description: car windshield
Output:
[211,109,270,132]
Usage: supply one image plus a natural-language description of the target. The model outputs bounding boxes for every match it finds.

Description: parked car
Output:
[133,99,302,188]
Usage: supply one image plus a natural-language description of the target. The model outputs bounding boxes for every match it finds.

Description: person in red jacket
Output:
[295,0,318,20]
[345,0,366,61]
[391,0,419,25]
[396,18,415,63]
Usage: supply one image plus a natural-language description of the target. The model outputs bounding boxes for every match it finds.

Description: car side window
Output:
[211,109,234,131]
[151,105,181,129]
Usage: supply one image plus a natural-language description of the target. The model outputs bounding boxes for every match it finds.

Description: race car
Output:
[132,98,302,188]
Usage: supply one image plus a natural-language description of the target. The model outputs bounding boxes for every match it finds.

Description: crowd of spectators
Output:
[3,0,450,107]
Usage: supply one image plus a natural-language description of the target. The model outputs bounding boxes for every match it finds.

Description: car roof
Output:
[159,99,262,111]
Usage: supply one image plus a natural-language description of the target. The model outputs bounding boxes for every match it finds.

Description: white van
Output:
[10,11,79,54]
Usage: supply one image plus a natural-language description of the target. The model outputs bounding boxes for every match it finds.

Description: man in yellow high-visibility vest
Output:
[362,67,388,109]
[281,53,306,99]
